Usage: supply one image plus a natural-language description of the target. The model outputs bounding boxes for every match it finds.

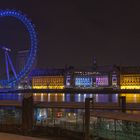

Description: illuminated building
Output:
[96,65,119,88]
[95,66,119,88]
[65,65,119,88]
[120,67,140,89]
[32,76,64,89]
[120,74,140,89]
[112,74,118,87]
[96,75,109,86]
[29,64,119,89]
[65,68,96,88]
[120,66,140,103]
[30,69,65,89]
[75,77,92,87]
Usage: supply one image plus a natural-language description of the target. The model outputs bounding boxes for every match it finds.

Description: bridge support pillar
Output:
[84,98,94,140]
[119,96,126,113]
[22,93,33,131]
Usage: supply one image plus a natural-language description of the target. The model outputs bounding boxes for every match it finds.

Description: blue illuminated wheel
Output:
[0,10,37,87]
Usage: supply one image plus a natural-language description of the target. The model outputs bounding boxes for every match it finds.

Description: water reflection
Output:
[0,93,139,103]
[33,93,119,103]
[0,93,22,101]
[32,93,140,103]
[33,93,65,102]
[121,94,140,103]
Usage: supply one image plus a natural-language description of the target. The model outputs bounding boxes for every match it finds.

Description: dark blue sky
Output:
[0,0,140,68]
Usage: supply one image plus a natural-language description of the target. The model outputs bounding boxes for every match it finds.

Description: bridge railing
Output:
[91,113,140,140]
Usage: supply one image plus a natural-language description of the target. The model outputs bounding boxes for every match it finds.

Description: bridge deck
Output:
[0,100,22,107]
[0,101,139,110]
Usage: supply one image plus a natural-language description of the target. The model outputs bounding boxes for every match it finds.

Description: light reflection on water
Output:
[32,93,140,103]
[121,94,140,103]
[0,93,22,101]
[33,93,118,103]
[0,93,137,103]
[0,93,140,104]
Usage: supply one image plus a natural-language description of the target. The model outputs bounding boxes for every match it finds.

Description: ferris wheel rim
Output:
[0,10,38,87]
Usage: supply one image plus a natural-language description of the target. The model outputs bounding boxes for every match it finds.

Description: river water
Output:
[0,93,139,103]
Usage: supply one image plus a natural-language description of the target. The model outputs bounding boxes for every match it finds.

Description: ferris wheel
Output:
[0,10,37,87]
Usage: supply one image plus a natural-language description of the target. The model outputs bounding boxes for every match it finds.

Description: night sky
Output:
[0,0,140,68]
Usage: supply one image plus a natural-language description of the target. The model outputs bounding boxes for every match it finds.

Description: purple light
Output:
[96,76,109,86]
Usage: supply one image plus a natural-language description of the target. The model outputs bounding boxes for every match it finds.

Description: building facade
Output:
[30,69,65,89]
[29,66,119,89]
[119,66,140,103]
[120,66,140,89]
[65,65,119,88]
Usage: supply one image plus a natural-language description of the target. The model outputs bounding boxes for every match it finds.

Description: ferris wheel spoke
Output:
[6,51,17,79]
[5,51,9,81]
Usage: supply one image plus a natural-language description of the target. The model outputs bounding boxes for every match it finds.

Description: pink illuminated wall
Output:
[96,75,109,86]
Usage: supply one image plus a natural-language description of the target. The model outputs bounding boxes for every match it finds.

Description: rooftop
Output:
[29,68,65,76]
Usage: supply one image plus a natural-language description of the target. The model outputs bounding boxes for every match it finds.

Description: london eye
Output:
[0,10,37,87]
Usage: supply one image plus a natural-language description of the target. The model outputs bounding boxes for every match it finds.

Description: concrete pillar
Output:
[119,96,126,113]
[22,93,33,131]
[84,98,94,140]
